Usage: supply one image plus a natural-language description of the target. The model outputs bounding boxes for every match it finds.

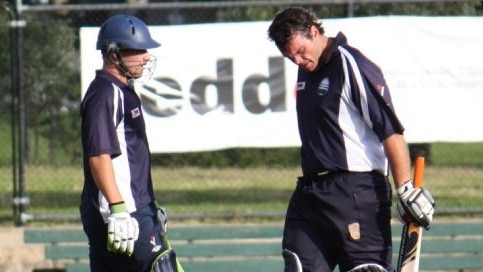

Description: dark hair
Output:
[267,7,324,53]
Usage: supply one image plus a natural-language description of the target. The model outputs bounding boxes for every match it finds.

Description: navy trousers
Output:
[282,171,394,272]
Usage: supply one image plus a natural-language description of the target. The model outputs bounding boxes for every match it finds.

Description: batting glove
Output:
[107,202,139,256]
[396,180,435,230]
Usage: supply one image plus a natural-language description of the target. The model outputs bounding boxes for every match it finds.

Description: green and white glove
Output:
[107,202,139,256]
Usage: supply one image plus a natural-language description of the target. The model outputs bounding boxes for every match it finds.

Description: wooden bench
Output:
[24,221,483,272]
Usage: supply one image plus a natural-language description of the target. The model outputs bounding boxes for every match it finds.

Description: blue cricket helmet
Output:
[96,15,161,52]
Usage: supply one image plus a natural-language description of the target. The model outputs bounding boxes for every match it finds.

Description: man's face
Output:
[118,49,152,79]
[283,26,323,72]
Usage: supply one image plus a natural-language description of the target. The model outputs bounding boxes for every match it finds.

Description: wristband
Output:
[109,201,127,213]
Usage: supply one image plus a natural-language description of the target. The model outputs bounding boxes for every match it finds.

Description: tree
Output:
[22,13,80,165]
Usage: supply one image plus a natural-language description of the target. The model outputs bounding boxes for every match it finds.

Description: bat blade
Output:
[397,156,425,272]
[397,222,422,271]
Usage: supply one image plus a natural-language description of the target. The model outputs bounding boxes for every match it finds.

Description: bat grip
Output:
[413,156,425,188]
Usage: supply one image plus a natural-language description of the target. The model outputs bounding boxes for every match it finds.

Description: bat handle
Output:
[413,156,425,188]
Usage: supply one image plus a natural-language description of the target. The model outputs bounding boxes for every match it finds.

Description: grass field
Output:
[1,142,483,225]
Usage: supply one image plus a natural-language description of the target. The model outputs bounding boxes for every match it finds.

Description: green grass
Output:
[1,142,483,225]
[430,142,483,167]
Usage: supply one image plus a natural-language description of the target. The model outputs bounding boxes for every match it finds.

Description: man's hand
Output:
[396,180,435,229]
[107,202,139,256]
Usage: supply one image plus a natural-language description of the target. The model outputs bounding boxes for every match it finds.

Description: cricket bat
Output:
[397,156,425,272]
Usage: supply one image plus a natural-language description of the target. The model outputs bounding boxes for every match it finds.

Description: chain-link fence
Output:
[1,0,483,226]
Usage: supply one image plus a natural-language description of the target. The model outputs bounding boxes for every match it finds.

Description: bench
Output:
[24,221,483,272]
[24,224,284,272]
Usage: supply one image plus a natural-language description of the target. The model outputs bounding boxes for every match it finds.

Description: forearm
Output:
[89,154,123,204]
[383,133,412,188]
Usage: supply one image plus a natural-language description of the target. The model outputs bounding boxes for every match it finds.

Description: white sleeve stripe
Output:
[112,83,119,125]
[339,46,373,129]
[111,84,125,127]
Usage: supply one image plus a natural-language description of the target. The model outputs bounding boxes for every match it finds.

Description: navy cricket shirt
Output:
[296,32,404,177]
[80,70,155,223]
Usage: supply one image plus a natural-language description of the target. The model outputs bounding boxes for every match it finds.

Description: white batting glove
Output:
[107,202,139,256]
[396,180,435,230]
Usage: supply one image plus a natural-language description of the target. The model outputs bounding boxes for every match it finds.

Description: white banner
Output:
[80,16,483,153]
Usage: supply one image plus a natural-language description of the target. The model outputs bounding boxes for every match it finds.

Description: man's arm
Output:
[89,153,139,256]
[384,133,435,229]
[383,133,411,188]
[89,154,123,204]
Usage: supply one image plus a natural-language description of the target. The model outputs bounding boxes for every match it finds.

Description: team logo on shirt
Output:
[131,107,141,118]
[317,78,330,96]
[296,81,306,91]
